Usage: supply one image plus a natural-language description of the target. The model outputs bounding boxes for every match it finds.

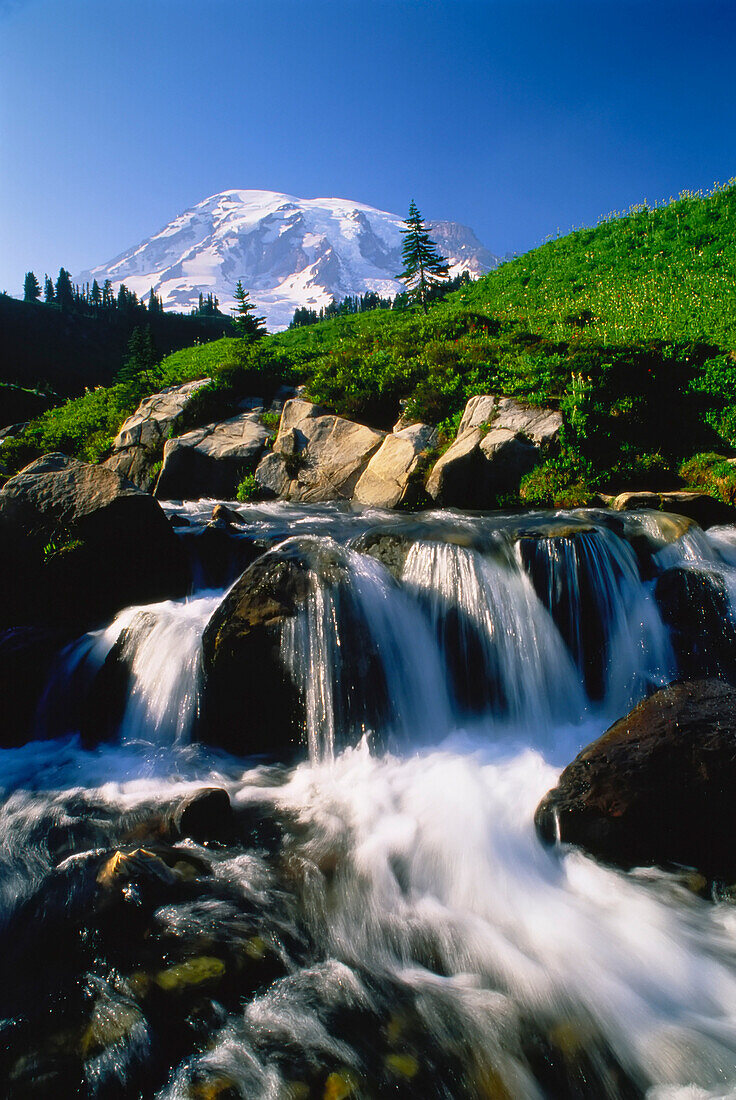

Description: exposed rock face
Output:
[426,426,539,508]
[655,567,736,683]
[353,423,437,509]
[425,394,561,508]
[425,428,486,507]
[458,394,563,446]
[104,378,212,490]
[154,412,271,500]
[535,680,736,879]
[0,454,189,631]
[254,398,385,503]
[610,490,736,529]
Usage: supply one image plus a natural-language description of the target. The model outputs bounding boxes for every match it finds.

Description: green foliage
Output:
[519,456,598,509]
[261,410,281,430]
[236,473,259,502]
[8,182,736,503]
[679,452,736,504]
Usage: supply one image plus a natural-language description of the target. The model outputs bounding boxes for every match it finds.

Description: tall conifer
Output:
[396,201,449,312]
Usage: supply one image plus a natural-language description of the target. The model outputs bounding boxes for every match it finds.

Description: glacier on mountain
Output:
[77,190,498,330]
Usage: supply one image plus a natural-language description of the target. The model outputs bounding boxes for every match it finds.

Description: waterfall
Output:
[5,504,736,1099]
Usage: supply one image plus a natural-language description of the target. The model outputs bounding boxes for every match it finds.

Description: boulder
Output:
[425,428,487,507]
[254,399,385,503]
[201,538,392,757]
[457,394,497,436]
[103,378,212,490]
[352,423,437,509]
[154,412,270,500]
[610,490,736,529]
[458,394,563,447]
[535,680,736,879]
[426,426,539,508]
[200,543,317,756]
[0,454,189,632]
[655,566,736,683]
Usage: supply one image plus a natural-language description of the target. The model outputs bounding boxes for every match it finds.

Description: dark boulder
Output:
[535,680,736,879]
[201,538,392,758]
[200,542,319,757]
[0,454,190,632]
[655,566,736,683]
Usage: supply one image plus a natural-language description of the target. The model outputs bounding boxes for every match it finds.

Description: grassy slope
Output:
[4,183,736,502]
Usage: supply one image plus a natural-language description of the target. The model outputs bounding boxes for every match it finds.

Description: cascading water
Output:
[2,503,736,1099]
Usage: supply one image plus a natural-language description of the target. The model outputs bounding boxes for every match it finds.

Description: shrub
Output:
[236,473,259,502]
[679,452,736,504]
[519,457,598,508]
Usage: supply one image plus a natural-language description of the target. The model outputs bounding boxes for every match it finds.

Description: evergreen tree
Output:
[396,200,449,312]
[55,267,74,312]
[44,275,55,303]
[23,271,41,302]
[91,279,102,308]
[231,280,266,338]
[118,326,160,386]
[102,279,114,308]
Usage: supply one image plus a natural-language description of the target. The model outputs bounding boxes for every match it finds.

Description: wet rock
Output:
[170,787,235,844]
[154,955,226,992]
[352,423,437,509]
[211,503,243,527]
[104,378,212,489]
[535,680,736,878]
[154,412,270,500]
[352,531,415,580]
[200,542,317,756]
[0,453,190,632]
[611,490,736,528]
[201,539,391,757]
[0,626,70,746]
[254,398,385,503]
[655,567,736,683]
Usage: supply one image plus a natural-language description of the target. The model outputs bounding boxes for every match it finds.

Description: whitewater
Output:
[2,502,736,1098]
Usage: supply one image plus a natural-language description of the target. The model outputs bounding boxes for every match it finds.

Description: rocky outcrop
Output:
[610,490,736,529]
[425,394,561,509]
[352,423,437,509]
[154,412,271,500]
[458,394,563,446]
[254,398,385,503]
[535,680,736,879]
[0,454,189,632]
[104,378,212,490]
[426,426,539,508]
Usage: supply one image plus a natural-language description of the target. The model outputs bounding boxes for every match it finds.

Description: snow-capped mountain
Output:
[78,190,498,330]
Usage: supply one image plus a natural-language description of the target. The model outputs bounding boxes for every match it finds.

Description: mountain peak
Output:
[78,191,498,330]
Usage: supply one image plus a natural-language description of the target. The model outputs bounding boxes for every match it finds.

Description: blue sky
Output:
[1,0,734,296]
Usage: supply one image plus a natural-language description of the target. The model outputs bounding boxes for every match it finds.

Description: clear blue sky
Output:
[1,0,734,296]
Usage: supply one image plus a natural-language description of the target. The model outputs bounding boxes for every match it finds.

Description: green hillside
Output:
[4,182,736,505]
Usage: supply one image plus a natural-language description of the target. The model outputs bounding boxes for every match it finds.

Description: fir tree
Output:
[102,279,114,308]
[91,279,102,308]
[231,280,266,339]
[44,275,55,303]
[23,271,41,302]
[55,267,74,312]
[118,326,160,386]
[396,200,449,312]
